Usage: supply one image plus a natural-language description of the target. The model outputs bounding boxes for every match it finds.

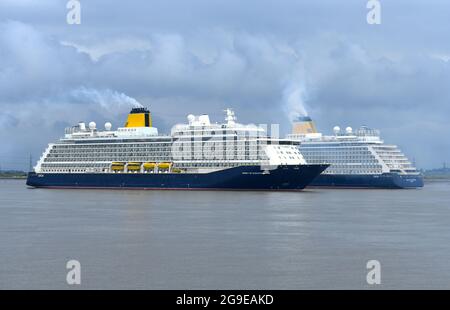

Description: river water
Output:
[0,179,449,289]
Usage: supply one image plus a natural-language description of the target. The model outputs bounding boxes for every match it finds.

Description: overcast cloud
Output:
[0,0,449,169]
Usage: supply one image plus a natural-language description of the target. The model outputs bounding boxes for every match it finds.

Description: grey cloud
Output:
[0,1,450,169]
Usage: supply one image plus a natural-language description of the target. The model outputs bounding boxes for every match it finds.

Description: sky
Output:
[0,0,449,170]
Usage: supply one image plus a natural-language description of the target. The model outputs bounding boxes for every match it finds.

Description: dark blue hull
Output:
[310,173,424,189]
[26,164,329,191]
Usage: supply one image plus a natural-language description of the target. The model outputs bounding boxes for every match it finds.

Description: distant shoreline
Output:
[424,176,450,180]
[0,172,28,180]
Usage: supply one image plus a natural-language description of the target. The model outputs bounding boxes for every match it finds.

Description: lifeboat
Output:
[111,162,125,171]
[158,162,172,169]
[143,162,157,170]
[127,162,142,171]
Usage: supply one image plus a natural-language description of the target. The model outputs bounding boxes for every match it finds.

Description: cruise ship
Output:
[26,107,328,190]
[286,116,424,188]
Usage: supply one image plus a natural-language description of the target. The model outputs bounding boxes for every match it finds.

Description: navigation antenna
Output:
[225,108,236,126]
[28,154,33,172]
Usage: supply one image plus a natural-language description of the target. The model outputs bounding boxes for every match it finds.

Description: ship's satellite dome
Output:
[187,114,195,123]
[89,121,96,130]
[105,122,112,131]
[346,127,353,134]
[333,126,340,134]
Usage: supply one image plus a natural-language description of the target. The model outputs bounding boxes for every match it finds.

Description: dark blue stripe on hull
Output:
[310,173,424,189]
[26,165,328,191]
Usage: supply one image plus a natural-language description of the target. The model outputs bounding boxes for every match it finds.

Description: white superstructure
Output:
[35,108,306,174]
[287,117,420,176]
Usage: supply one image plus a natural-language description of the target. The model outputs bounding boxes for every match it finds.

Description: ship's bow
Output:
[26,172,39,187]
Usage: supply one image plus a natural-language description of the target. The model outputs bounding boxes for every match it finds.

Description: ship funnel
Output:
[292,116,318,135]
[124,107,152,128]
[78,122,86,131]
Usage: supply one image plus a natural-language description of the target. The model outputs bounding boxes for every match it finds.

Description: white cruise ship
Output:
[26,107,328,190]
[286,116,423,188]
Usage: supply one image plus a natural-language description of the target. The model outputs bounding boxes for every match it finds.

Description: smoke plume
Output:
[283,82,309,122]
[69,87,143,109]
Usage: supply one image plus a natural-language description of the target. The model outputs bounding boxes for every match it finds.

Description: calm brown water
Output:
[0,179,449,289]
